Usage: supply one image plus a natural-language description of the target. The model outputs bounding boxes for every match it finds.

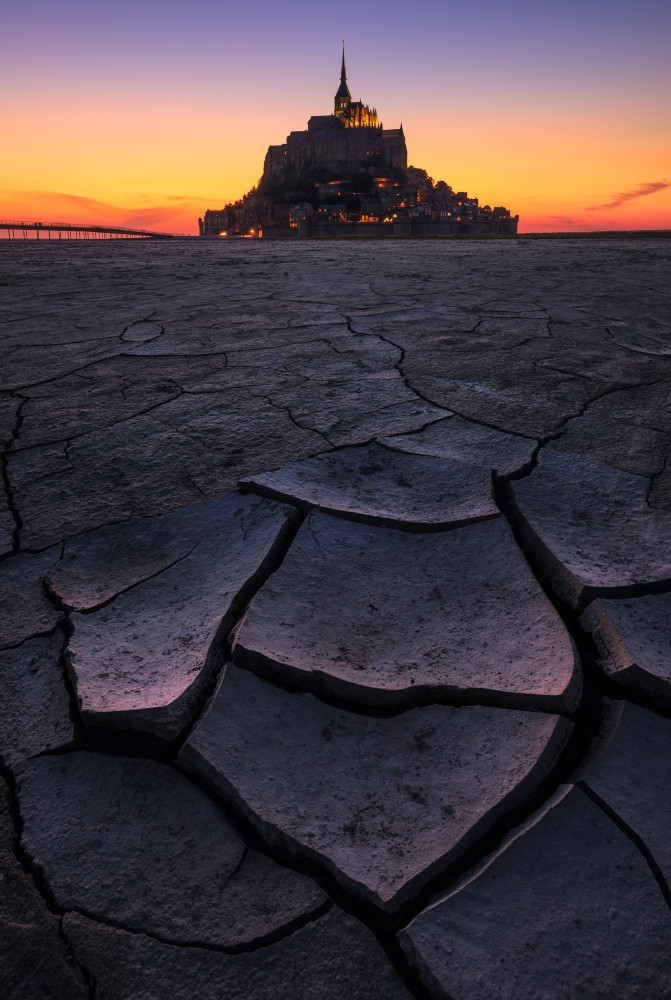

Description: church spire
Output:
[334,39,351,114]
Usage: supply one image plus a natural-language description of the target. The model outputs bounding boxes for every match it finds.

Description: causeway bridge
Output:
[0,220,179,240]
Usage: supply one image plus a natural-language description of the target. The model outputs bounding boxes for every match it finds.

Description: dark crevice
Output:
[174,506,307,749]
[345,314,455,423]
[16,507,138,559]
[58,917,96,999]
[230,647,576,719]
[0,762,65,917]
[647,453,669,508]
[502,468,671,612]
[118,310,160,344]
[2,333,120,350]
[373,411,450,440]
[224,335,331,356]
[392,666,605,929]
[572,634,671,722]
[0,619,66,654]
[8,384,185,457]
[1,393,27,556]
[7,351,227,396]
[46,543,200,617]
[172,753,432,998]
[53,621,87,745]
[413,397,540,441]
[538,379,651,446]
[578,781,671,909]
[254,392,335,448]
[578,577,671,610]
[8,355,131,395]
[59,895,334,957]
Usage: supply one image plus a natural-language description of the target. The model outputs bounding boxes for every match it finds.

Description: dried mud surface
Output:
[1,237,670,999]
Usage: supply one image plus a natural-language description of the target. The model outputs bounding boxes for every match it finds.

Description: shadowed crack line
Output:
[46,543,200,617]
[59,894,335,957]
[0,761,64,919]
[1,333,121,350]
[59,918,96,1000]
[7,352,227,396]
[5,747,331,969]
[118,309,159,344]
[345,315,554,442]
[578,781,671,909]
[647,454,670,509]
[225,335,343,358]
[19,385,186,456]
[252,392,335,448]
[0,619,67,655]
[533,379,652,449]
[1,394,28,556]
[344,315,453,417]
[6,354,127,394]
[15,507,140,561]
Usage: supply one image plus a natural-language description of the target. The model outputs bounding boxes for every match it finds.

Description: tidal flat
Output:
[1,236,671,999]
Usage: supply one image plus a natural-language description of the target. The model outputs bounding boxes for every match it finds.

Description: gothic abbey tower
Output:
[262,46,407,184]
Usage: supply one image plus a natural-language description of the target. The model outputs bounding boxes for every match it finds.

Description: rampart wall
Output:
[261,218,519,238]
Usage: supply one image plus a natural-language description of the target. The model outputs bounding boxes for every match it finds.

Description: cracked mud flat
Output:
[1,236,671,999]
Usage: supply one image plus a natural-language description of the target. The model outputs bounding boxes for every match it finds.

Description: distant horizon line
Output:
[2,227,671,243]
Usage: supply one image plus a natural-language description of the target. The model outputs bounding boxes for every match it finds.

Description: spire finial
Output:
[341,40,346,81]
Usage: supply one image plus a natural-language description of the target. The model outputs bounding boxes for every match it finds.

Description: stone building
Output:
[198,48,518,236]
[262,47,407,184]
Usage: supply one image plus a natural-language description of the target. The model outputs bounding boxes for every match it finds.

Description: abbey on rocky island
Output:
[199,48,517,237]
[262,47,407,184]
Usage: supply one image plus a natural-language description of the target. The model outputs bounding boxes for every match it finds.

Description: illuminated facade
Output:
[262,48,407,183]
[334,48,379,129]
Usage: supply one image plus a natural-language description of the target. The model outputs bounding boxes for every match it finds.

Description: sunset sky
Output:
[2,0,670,234]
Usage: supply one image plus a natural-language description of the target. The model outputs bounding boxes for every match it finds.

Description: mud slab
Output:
[62,495,297,739]
[179,665,571,912]
[400,785,671,1000]
[240,442,500,530]
[580,594,671,708]
[510,449,671,608]
[233,512,581,711]
[16,751,327,948]
[63,907,413,1000]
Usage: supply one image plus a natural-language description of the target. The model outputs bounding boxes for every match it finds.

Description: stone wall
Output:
[261,217,519,238]
[266,123,408,182]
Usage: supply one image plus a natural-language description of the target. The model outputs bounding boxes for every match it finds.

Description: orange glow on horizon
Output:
[2,89,670,236]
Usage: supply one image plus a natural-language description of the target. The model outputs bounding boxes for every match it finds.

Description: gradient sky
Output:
[2,0,670,234]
